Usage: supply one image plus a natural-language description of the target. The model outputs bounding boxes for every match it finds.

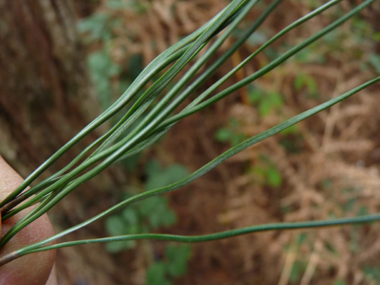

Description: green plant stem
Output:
[0,0,376,267]
[1,0,373,246]
[3,0,246,217]
[88,0,330,165]
[183,0,283,110]
[157,0,369,131]
[184,0,342,109]
[86,1,261,158]
[2,0,337,217]
[0,0,232,208]
[14,0,256,218]
[81,0,263,168]
[3,75,377,252]
[2,212,380,267]
[0,0,248,247]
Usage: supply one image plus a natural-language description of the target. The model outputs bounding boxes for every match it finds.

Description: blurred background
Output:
[1,0,380,284]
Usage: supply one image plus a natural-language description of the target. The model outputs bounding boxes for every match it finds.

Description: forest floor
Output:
[54,1,380,284]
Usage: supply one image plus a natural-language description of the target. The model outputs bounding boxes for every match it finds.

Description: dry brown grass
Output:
[72,0,380,284]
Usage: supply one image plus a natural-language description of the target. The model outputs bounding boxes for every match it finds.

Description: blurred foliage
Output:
[104,159,190,283]
[248,85,284,117]
[215,117,248,147]
[146,244,192,285]
[78,6,145,110]
[76,0,380,284]
[362,265,380,284]
[105,159,189,252]
[294,73,318,98]
[252,155,283,188]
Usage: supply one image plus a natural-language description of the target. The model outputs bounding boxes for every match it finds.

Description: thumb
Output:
[0,157,56,285]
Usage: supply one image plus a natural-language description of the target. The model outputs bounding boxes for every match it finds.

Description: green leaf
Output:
[290,261,306,283]
[215,128,234,142]
[88,51,120,78]
[77,13,110,41]
[294,73,318,97]
[259,99,272,117]
[146,262,172,285]
[165,245,192,277]
[324,241,337,254]
[122,208,139,224]
[229,117,240,128]
[268,92,283,108]
[306,76,318,96]
[139,196,164,216]
[145,160,162,179]
[164,165,190,183]
[126,224,140,234]
[343,198,356,212]
[139,196,177,228]
[294,74,305,90]
[105,216,137,253]
[87,51,121,109]
[105,215,127,236]
[145,161,189,191]
[362,265,380,281]
[267,167,282,188]
[298,233,308,245]
[248,89,262,103]
[145,173,171,192]
[373,32,380,42]
[106,0,127,9]
[358,205,369,217]
[231,133,248,146]
[252,165,266,180]
[159,210,177,227]
[106,211,141,235]
[369,53,380,73]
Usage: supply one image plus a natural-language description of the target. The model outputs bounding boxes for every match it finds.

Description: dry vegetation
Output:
[63,0,380,284]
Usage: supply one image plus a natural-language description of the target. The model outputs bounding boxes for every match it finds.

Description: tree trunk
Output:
[0,0,127,283]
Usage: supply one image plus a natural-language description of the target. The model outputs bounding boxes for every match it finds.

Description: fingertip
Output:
[0,158,56,284]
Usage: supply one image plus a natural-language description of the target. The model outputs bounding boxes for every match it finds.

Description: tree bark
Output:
[0,0,127,283]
